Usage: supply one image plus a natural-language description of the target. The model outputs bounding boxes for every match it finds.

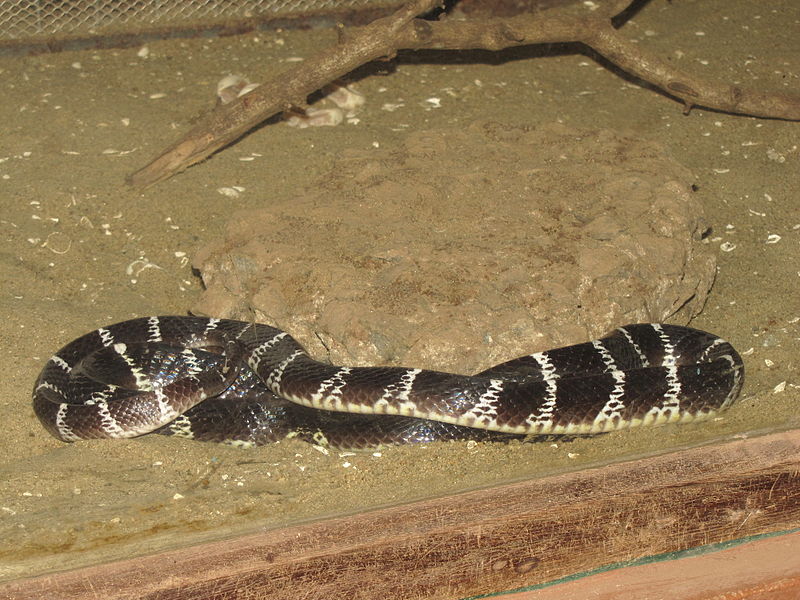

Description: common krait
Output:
[33,317,744,448]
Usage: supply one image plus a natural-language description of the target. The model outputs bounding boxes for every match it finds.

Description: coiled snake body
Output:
[33,316,744,448]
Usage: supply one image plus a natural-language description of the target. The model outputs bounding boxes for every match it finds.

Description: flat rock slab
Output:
[192,120,715,371]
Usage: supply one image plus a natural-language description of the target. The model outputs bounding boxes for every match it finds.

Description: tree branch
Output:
[128,0,800,188]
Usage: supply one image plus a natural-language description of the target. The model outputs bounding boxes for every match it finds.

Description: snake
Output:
[32,316,745,449]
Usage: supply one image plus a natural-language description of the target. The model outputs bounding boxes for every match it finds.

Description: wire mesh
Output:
[0,0,400,43]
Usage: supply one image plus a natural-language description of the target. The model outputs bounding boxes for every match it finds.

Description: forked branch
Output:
[128,0,800,188]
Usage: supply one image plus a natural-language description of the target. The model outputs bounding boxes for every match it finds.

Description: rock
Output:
[192,120,715,373]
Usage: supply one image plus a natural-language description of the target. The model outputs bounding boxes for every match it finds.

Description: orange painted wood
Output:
[498,530,800,600]
[2,430,800,600]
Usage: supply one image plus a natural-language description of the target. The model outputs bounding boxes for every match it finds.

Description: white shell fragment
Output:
[323,81,365,115]
[285,81,364,128]
[285,108,343,128]
[217,74,260,105]
[217,186,245,198]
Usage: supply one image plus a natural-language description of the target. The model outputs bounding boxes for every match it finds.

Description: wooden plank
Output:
[499,530,800,600]
[2,429,800,600]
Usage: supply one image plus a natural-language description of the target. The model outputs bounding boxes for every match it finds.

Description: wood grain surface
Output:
[496,529,800,600]
[3,429,800,600]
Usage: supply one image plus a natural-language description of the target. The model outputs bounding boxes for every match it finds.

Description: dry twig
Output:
[128,0,800,188]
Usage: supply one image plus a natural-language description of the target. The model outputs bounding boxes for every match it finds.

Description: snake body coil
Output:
[33,317,744,448]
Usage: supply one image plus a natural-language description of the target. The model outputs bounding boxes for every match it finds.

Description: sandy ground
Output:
[0,0,797,582]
